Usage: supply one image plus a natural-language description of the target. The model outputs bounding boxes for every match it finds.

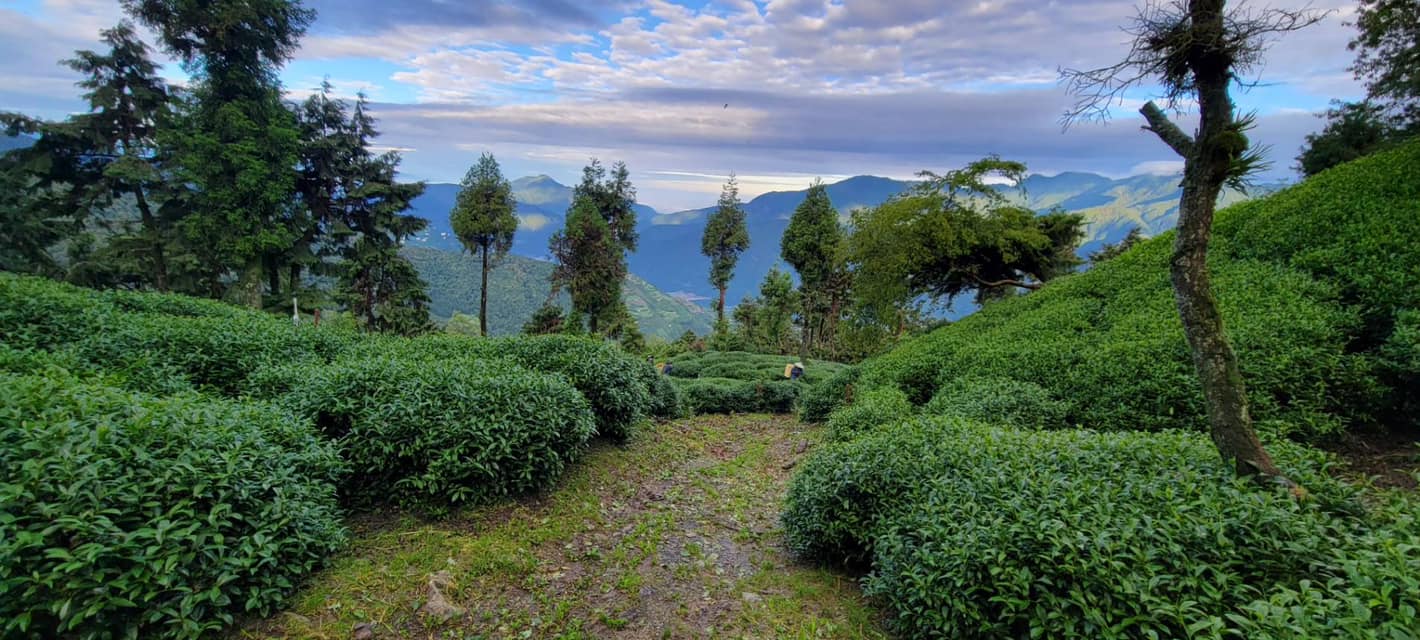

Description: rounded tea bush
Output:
[923,375,1069,429]
[674,377,803,415]
[339,333,650,440]
[799,366,860,423]
[783,417,974,564]
[265,355,597,508]
[825,386,912,442]
[0,373,346,640]
[861,421,1418,639]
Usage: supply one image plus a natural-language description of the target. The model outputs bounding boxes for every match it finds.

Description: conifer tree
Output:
[450,152,518,336]
[780,181,841,356]
[701,173,750,324]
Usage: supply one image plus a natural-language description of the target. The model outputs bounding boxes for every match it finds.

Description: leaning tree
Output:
[1062,0,1321,485]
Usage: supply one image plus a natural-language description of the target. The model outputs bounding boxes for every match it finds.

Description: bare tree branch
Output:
[1140,101,1196,157]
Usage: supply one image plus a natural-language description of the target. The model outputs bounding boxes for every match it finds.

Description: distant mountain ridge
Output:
[406,170,1281,310]
[404,246,714,339]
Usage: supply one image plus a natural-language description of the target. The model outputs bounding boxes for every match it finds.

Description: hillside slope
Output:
[822,140,1420,442]
[404,246,714,339]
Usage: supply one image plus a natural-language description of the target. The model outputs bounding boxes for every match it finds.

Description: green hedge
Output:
[255,355,596,509]
[798,366,859,423]
[825,386,912,442]
[786,416,1420,638]
[673,377,805,415]
[849,141,1420,442]
[339,334,650,440]
[0,373,346,639]
[665,350,848,384]
[923,375,1069,430]
[863,422,1419,639]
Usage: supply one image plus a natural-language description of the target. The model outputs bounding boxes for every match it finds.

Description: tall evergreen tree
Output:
[450,152,518,336]
[291,81,356,303]
[64,22,176,291]
[550,196,623,334]
[124,0,313,306]
[701,173,750,324]
[551,158,638,335]
[780,181,841,357]
[330,98,430,335]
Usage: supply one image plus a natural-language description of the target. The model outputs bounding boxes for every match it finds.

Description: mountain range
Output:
[406,171,1278,310]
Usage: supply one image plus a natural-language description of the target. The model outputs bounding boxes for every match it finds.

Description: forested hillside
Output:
[404,246,714,338]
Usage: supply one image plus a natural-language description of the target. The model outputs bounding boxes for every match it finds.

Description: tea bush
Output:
[798,366,859,423]
[665,350,849,384]
[0,373,346,640]
[850,143,1420,442]
[923,375,1069,429]
[338,333,649,440]
[261,355,596,508]
[862,421,1420,639]
[825,386,912,442]
[643,367,686,419]
[673,377,805,414]
[783,417,973,565]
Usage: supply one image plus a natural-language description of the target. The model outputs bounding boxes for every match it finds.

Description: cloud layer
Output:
[2,0,1366,211]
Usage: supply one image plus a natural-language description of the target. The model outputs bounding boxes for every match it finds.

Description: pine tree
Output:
[450,152,518,336]
[550,196,624,334]
[701,173,750,325]
[332,98,430,335]
[780,181,841,356]
[124,0,313,306]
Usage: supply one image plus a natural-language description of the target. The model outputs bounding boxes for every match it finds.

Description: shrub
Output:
[825,386,912,442]
[799,366,860,423]
[644,368,686,419]
[262,355,596,508]
[666,350,849,384]
[923,375,1069,429]
[339,334,650,440]
[860,421,1419,639]
[0,374,346,639]
[674,377,804,414]
[783,417,974,565]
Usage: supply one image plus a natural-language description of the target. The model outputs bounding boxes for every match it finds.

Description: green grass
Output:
[235,414,886,639]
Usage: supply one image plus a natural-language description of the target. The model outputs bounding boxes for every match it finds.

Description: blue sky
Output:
[1,0,1364,212]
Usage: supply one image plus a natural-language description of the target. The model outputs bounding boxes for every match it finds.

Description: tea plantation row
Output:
[0,275,676,638]
[785,142,1420,636]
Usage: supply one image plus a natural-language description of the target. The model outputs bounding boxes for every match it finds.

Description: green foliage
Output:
[825,387,912,442]
[450,152,518,337]
[550,196,625,334]
[523,301,565,335]
[255,355,595,509]
[1297,101,1404,177]
[849,156,1085,313]
[641,366,685,420]
[732,264,799,355]
[923,375,1069,430]
[337,333,651,440]
[1350,0,1420,130]
[783,417,969,565]
[0,373,346,639]
[856,421,1420,639]
[798,366,859,423]
[852,143,1420,440]
[702,173,750,321]
[665,350,848,384]
[673,377,805,415]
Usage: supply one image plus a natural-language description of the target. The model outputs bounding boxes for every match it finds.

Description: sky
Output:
[1,0,1366,213]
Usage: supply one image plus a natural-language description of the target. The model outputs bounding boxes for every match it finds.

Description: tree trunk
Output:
[1142,0,1287,482]
[479,246,490,337]
[717,286,727,324]
[133,188,168,292]
[237,258,264,309]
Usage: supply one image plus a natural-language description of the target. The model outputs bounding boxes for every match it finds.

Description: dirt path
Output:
[237,414,886,640]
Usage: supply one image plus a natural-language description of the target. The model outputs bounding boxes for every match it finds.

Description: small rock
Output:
[741,592,762,603]
[352,622,375,640]
[419,570,465,620]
